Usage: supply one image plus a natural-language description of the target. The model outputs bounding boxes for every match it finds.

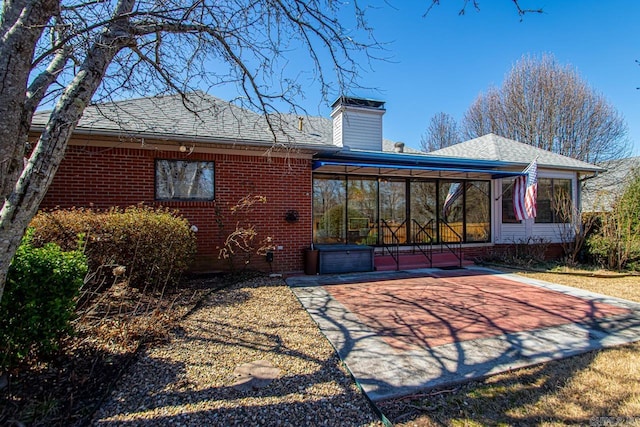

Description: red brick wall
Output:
[40,144,313,274]
[468,243,564,262]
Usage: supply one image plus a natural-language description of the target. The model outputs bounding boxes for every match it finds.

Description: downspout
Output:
[579,172,600,182]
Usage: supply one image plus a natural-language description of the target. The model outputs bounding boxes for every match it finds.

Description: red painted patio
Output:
[289,267,640,401]
[323,269,630,350]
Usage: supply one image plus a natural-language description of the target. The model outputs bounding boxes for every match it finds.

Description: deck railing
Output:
[411,219,434,267]
[380,219,404,270]
[439,220,463,267]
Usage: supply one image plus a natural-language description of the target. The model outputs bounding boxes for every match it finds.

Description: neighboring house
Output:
[33,93,603,274]
[581,157,640,212]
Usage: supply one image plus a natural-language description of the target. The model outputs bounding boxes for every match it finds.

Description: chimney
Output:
[394,142,405,153]
[331,96,385,151]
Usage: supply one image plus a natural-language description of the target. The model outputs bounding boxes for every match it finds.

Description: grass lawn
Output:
[378,270,640,426]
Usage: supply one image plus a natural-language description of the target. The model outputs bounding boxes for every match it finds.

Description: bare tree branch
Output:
[0,0,543,303]
[462,54,629,163]
[420,112,461,152]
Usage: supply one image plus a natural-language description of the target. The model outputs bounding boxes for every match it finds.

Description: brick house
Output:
[33,92,603,274]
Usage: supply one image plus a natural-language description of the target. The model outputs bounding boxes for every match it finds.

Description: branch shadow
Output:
[378,341,640,426]
[291,267,640,414]
[92,280,383,426]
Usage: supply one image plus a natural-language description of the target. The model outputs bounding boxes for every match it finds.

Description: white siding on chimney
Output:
[331,105,384,151]
[332,112,343,147]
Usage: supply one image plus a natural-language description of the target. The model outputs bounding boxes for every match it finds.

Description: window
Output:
[465,181,490,242]
[502,178,572,224]
[347,177,378,244]
[536,178,572,223]
[501,182,519,223]
[439,181,464,242]
[155,160,214,201]
[379,179,405,244]
[312,175,492,245]
[313,175,347,244]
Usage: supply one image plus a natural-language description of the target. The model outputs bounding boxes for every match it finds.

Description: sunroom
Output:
[310,149,529,272]
[312,150,526,247]
[307,98,602,273]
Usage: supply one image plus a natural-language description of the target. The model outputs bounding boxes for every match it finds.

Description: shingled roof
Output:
[32,91,420,155]
[429,133,603,172]
[31,91,335,148]
[582,157,640,211]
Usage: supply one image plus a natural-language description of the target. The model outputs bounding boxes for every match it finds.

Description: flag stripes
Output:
[513,160,538,220]
[442,182,464,217]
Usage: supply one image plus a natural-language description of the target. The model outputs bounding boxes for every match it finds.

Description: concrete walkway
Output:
[287,267,640,401]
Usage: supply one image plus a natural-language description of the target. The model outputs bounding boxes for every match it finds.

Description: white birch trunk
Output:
[0,0,135,302]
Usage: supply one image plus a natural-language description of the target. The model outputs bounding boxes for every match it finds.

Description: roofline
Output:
[429,134,605,173]
[29,125,336,152]
[331,96,386,110]
[317,149,605,173]
[313,160,525,179]
[476,158,605,173]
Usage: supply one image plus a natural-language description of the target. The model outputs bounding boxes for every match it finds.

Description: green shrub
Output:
[29,205,197,291]
[586,174,640,271]
[0,230,88,370]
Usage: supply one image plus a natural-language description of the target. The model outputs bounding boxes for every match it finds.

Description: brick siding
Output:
[40,144,313,274]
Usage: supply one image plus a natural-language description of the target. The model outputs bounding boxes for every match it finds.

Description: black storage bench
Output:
[315,244,374,274]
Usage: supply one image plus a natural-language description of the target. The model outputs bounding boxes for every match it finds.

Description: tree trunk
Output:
[0,0,57,199]
[0,0,135,302]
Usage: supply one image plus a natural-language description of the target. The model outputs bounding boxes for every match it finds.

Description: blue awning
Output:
[313,160,525,179]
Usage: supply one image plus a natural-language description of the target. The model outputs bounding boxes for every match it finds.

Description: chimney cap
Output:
[331,96,385,110]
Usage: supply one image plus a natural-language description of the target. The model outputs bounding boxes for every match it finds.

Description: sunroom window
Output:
[313,175,491,245]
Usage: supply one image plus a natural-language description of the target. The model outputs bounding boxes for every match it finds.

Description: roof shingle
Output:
[32,92,334,147]
[429,133,603,172]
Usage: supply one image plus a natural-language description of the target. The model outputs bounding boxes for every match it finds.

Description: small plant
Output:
[553,189,596,266]
[218,195,275,270]
[483,237,550,267]
[0,230,88,370]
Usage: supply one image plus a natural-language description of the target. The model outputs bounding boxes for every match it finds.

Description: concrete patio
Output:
[287,267,640,401]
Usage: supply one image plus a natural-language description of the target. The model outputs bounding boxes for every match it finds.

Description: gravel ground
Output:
[92,276,384,426]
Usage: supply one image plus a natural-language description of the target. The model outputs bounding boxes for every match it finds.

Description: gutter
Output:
[29,125,336,153]
[579,171,602,182]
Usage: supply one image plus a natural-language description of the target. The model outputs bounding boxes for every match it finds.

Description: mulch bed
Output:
[0,273,228,427]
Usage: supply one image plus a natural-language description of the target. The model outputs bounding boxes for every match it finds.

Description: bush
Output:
[587,221,640,270]
[0,230,88,370]
[29,205,197,291]
[586,174,640,271]
[482,237,550,267]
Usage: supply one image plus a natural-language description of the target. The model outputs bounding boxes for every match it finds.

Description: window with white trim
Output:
[535,178,572,223]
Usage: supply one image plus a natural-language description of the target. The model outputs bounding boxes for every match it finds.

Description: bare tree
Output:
[0,0,540,302]
[553,187,596,266]
[420,112,461,152]
[462,53,630,163]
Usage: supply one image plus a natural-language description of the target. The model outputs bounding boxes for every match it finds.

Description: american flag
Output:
[442,182,464,217]
[513,159,538,220]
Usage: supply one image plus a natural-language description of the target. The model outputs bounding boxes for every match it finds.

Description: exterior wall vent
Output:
[331,96,385,151]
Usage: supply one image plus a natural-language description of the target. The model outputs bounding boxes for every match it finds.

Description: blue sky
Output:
[282,1,640,155]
